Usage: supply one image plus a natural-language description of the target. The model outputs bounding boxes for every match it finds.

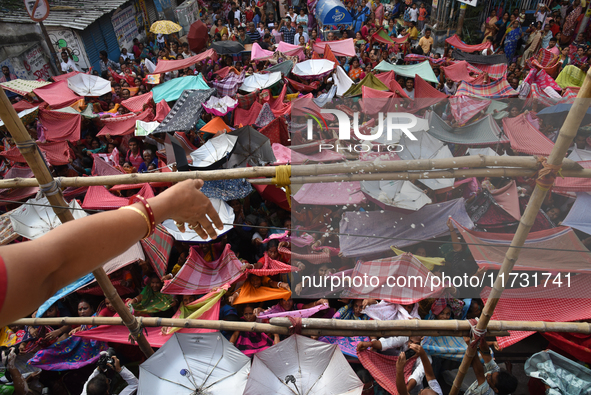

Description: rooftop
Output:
[0,0,130,30]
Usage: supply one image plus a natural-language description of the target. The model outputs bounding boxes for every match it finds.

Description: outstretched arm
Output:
[0,180,223,326]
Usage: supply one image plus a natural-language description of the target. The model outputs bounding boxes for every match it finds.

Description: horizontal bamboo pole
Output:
[0,156,582,189]
[10,317,588,336]
[269,318,591,334]
[251,168,591,184]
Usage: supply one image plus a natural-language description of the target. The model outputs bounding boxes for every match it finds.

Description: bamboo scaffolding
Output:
[13,316,591,336]
[450,70,591,394]
[0,90,154,358]
[0,156,583,189]
[251,168,591,184]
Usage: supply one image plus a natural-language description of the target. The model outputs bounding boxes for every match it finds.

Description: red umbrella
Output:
[187,21,208,54]
[253,184,290,211]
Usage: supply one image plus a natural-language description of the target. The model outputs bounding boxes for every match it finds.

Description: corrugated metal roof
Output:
[0,0,131,30]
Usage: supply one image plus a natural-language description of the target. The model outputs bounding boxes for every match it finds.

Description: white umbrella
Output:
[293,59,335,78]
[135,120,161,136]
[190,133,238,168]
[333,66,353,97]
[240,72,282,93]
[9,196,87,239]
[361,180,432,211]
[138,333,251,395]
[397,130,454,190]
[162,198,234,243]
[67,73,111,96]
[243,335,363,395]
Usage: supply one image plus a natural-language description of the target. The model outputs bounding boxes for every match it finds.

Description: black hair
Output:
[425,27,431,32]
[495,371,519,395]
[87,373,109,395]
[264,33,271,39]
[99,50,108,58]
[267,239,279,250]
[550,37,557,42]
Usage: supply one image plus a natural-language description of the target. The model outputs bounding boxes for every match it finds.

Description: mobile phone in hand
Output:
[404,349,416,360]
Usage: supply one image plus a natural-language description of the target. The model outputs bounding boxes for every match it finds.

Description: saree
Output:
[162,287,227,335]
[482,16,498,42]
[131,285,175,314]
[28,330,108,370]
[235,330,274,357]
[318,303,371,357]
[504,28,521,62]
[563,6,583,39]
[233,278,292,305]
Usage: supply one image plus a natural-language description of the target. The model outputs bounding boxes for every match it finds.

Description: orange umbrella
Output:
[200,116,230,135]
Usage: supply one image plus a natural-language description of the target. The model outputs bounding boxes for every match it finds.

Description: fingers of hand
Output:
[189,223,208,240]
[204,201,224,230]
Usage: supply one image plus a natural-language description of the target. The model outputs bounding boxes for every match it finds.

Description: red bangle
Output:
[129,195,155,238]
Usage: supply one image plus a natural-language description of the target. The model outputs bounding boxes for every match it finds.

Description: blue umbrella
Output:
[537,103,591,126]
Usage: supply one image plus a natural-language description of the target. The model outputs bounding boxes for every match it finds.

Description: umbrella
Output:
[162,198,235,243]
[292,59,336,80]
[240,72,282,93]
[203,96,238,117]
[537,103,591,126]
[67,74,111,96]
[10,196,87,239]
[243,335,363,395]
[190,133,238,170]
[211,41,245,55]
[397,131,455,191]
[0,106,38,133]
[138,333,251,395]
[187,21,208,53]
[361,180,432,211]
[224,125,276,168]
[150,20,182,34]
[253,184,290,211]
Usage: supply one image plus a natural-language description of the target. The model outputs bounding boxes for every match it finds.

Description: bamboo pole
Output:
[450,69,591,394]
[13,316,591,336]
[269,318,591,333]
[251,168,591,184]
[0,90,154,358]
[0,156,582,189]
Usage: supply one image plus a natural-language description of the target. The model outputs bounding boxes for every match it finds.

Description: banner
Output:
[111,5,138,49]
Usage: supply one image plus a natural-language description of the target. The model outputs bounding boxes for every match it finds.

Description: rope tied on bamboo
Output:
[127,317,148,345]
[39,178,62,197]
[535,156,562,191]
[288,316,303,335]
[468,318,487,348]
[271,165,292,207]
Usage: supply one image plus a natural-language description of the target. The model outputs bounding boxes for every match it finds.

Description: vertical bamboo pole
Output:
[0,89,154,358]
[449,69,591,394]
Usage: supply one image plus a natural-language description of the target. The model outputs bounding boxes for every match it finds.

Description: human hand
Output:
[447,217,454,231]
[107,356,122,373]
[253,307,264,316]
[356,341,372,352]
[278,282,290,290]
[295,283,302,296]
[396,352,406,370]
[69,327,82,336]
[150,179,224,240]
[409,343,425,356]
[317,298,329,306]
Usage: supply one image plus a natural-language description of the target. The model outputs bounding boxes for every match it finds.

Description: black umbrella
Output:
[537,103,591,126]
[224,125,276,168]
[211,41,245,55]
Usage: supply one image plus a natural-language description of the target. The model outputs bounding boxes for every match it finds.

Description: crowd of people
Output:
[2,0,591,394]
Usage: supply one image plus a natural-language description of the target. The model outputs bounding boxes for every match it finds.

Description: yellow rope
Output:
[271,165,292,207]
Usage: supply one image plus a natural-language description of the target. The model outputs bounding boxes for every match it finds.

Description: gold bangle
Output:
[119,206,151,239]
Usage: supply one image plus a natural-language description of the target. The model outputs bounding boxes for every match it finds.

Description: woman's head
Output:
[90,138,101,149]
[249,274,263,288]
[104,297,115,312]
[243,305,256,322]
[436,306,451,320]
[279,298,294,311]
[182,295,197,305]
[267,239,280,260]
[44,304,59,318]
[78,298,95,317]
[150,275,163,293]
[352,299,364,317]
